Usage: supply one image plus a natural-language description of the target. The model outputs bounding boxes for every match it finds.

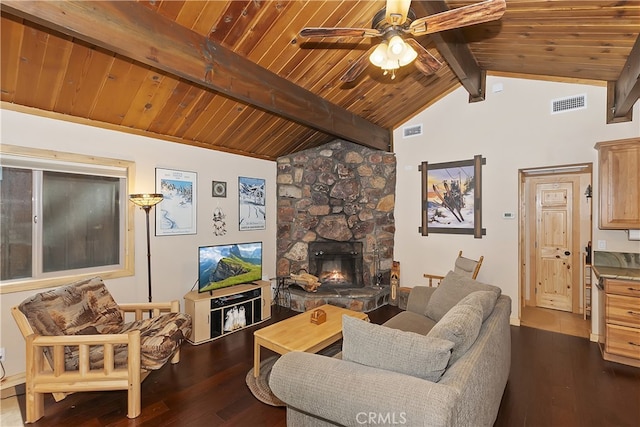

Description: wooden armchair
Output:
[11,277,192,423]
[423,251,484,287]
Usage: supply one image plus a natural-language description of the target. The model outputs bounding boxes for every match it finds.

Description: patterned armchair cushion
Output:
[118,312,192,370]
[18,276,124,336]
[63,312,192,371]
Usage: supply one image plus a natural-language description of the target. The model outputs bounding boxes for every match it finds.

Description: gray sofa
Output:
[269,270,512,427]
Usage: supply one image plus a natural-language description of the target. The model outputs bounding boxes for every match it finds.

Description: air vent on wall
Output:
[551,94,587,114]
[403,124,423,138]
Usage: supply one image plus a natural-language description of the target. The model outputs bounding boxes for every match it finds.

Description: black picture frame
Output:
[419,155,486,238]
[212,181,227,198]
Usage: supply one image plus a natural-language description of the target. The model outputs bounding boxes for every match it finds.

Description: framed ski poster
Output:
[155,168,197,236]
[238,176,266,231]
[419,155,486,238]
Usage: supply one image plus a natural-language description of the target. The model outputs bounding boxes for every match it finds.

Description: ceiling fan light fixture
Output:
[383,59,401,71]
[369,42,389,67]
[370,36,416,72]
[399,43,417,66]
[388,35,406,57]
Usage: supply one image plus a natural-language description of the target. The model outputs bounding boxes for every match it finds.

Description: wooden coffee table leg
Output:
[253,338,261,378]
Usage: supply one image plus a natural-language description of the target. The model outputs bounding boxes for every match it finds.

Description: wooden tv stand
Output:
[184,280,271,345]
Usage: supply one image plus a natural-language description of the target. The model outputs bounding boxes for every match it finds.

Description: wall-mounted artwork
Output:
[155,168,197,236]
[212,181,226,197]
[212,207,227,236]
[419,155,486,238]
[239,176,265,231]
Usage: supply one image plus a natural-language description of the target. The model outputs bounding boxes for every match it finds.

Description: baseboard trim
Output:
[0,372,25,390]
[510,316,521,326]
[1,372,25,400]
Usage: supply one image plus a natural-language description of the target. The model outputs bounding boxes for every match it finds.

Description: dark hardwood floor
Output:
[9,304,640,426]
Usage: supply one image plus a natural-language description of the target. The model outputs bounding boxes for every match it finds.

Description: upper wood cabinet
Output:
[595,138,640,229]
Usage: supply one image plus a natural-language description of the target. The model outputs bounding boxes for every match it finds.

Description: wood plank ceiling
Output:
[2,1,639,161]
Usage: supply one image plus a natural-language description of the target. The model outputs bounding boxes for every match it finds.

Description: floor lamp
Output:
[129,193,164,304]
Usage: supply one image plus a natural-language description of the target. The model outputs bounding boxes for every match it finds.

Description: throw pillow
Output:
[341,315,454,382]
[457,290,499,321]
[427,298,484,364]
[425,270,501,322]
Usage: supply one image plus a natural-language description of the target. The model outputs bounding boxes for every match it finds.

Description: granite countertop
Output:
[592,251,640,282]
[592,265,640,282]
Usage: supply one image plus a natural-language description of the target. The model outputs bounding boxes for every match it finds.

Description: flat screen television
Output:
[198,242,262,293]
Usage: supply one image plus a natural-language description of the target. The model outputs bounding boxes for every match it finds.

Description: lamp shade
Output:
[387,35,406,60]
[383,59,400,70]
[369,42,388,67]
[129,193,164,208]
[399,44,417,66]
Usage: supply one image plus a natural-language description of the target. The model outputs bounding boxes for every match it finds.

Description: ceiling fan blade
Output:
[409,0,506,36]
[385,0,412,25]
[299,27,381,38]
[340,45,378,83]
[405,39,442,75]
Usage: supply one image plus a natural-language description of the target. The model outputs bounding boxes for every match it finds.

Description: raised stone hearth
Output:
[288,285,390,313]
[276,139,396,312]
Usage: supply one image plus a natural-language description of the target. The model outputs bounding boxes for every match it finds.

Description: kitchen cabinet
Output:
[595,138,640,229]
[602,278,640,367]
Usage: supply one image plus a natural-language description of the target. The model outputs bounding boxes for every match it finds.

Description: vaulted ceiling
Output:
[2,1,639,161]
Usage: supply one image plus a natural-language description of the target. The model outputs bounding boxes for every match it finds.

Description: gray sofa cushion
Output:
[342,315,454,382]
[426,270,502,322]
[406,286,436,316]
[457,290,499,321]
[427,298,483,364]
[382,310,437,335]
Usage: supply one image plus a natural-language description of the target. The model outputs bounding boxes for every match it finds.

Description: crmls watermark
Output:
[356,412,407,425]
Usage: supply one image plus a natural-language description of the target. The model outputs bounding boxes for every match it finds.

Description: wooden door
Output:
[535,182,574,312]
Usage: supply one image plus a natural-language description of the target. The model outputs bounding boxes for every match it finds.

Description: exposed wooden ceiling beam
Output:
[1,1,391,152]
[607,35,640,124]
[413,0,486,102]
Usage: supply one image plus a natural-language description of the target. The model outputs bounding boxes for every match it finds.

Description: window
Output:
[0,145,134,292]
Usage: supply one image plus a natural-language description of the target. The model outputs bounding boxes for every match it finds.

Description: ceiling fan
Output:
[299,0,506,82]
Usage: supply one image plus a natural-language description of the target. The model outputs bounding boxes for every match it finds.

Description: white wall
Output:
[393,76,640,324]
[0,109,277,376]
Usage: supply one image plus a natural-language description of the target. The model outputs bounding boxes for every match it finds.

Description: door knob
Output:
[564,251,571,256]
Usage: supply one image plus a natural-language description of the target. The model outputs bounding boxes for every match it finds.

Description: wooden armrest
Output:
[119,300,180,320]
[26,330,141,379]
[30,332,132,346]
[423,273,445,287]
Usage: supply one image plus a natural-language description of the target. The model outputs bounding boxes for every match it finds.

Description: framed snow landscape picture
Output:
[155,168,197,236]
[419,155,486,238]
[238,176,266,231]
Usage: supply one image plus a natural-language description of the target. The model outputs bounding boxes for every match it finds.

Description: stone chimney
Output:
[276,139,396,287]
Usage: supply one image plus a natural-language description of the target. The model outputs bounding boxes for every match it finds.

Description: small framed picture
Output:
[212,181,227,198]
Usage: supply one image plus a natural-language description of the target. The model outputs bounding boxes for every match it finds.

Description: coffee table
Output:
[253,304,368,377]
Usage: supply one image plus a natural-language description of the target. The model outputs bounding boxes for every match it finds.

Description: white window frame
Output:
[0,144,135,294]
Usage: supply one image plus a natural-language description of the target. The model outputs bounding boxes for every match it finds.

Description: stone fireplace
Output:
[276,139,395,312]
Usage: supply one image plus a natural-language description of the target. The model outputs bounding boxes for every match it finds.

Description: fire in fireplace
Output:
[308,242,364,288]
